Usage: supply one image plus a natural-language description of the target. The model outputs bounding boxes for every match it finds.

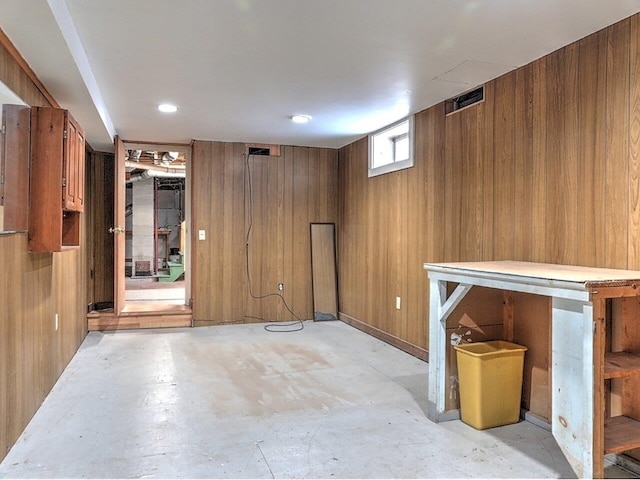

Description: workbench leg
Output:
[592,299,607,479]
[551,297,594,478]
[427,278,448,422]
[427,278,473,422]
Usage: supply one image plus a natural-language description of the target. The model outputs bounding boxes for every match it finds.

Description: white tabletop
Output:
[424,261,640,287]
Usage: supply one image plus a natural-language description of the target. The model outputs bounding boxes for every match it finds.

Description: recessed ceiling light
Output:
[291,114,312,124]
[158,103,178,113]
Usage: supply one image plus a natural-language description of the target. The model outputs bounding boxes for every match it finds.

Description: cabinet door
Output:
[62,114,85,212]
[1,104,30,230]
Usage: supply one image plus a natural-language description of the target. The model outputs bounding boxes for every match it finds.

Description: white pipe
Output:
[124,160,185,174]
[127,169,185,183]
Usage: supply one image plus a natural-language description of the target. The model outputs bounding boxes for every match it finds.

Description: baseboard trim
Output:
[338,312,428,361]
[193,319,247,327]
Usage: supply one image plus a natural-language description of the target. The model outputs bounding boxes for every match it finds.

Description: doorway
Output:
[117,140,192,315]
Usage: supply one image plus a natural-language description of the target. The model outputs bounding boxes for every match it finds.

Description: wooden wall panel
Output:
[491,73,515,261]
[629,14,640,270]
[337,12,640,416]
[86,151,114,306]
[191,141,337,325]
[577,30,607,267]
[605,19,631,269]
[531,55,548,263]
[0,233,87,462]
[0,27,87,464]
[512,293,551,421]
[337,105,445,354]
[544,48,570,264]
[513,64,534,261]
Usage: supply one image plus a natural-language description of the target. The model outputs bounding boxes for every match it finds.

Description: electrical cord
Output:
[244,152,306,332]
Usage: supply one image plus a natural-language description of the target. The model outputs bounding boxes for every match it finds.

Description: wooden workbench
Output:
[424,261,640,479]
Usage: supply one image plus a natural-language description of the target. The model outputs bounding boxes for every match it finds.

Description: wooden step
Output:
[604,352,640,379]
[87,304,192,331]
[605,416,640,454]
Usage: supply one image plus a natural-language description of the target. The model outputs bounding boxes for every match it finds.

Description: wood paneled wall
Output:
[85,151,114,306]
[191,141,338,324]
[0,234,87,460]
[0,29,88,462]
[338,105,445,357]
[337,14,640,364]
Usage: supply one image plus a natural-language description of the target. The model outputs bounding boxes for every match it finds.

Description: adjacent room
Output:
[2,1,640,478]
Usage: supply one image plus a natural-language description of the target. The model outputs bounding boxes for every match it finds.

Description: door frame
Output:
[114,139,192,313]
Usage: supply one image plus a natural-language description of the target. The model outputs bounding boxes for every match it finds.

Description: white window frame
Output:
[368,115,415,178]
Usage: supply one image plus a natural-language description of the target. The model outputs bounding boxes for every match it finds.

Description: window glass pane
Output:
[368,115,414,177]
[394,136,409,162]
[372,134,394,168]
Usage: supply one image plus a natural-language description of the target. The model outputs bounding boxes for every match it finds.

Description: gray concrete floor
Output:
[0,321,635,478]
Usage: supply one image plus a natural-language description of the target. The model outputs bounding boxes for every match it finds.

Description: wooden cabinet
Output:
[28,106,85,252]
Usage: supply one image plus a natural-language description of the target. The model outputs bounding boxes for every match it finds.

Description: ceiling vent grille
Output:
[445,86,484,115]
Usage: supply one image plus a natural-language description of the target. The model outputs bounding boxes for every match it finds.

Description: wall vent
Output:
[445,86,484,115]
[248,147,271,156]
[245,143,281,157]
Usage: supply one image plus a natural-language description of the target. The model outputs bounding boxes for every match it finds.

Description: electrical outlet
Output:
[55,313,59,331]
[278,283,284,291]
[395,297,401,310]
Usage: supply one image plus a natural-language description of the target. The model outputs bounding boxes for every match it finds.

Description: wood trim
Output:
[193,319,248,327]
[0,27,59,108]
[593,298,607,478]
[113,136,126,315]
[339,312,428,361]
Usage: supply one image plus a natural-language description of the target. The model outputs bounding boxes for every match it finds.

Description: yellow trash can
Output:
[454,340,527,430]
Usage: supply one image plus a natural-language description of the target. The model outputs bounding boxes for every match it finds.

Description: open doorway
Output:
[121,142,191,309]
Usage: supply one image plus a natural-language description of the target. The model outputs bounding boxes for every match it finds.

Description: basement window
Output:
[368,116,414,177]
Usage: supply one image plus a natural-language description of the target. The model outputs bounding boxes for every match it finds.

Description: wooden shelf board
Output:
[605,416,640,454]
[604,352,640,379]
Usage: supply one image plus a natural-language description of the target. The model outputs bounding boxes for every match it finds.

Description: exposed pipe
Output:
[126,169,186,183]
[161,151,179,165]
[124,160,185,174]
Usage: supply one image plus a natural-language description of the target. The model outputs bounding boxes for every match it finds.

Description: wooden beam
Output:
[438,283,472,322]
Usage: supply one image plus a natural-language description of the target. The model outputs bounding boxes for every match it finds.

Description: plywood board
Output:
[310,223,338,320]
[513,292,551,421]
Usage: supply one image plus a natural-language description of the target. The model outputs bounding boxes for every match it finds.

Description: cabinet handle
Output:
[109,226,125,234]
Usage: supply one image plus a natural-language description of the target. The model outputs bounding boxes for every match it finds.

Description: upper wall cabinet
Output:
[29,106,85,252]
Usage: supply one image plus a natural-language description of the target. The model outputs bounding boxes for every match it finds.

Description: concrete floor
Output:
[0,321,635,478]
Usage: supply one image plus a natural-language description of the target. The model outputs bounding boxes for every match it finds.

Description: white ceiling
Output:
[1,0,639,152]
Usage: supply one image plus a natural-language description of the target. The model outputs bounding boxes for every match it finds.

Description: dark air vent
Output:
[248,147,271,156]
[445,86,484,115]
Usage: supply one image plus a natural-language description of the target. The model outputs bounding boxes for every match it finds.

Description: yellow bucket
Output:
[454,340,527,430]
